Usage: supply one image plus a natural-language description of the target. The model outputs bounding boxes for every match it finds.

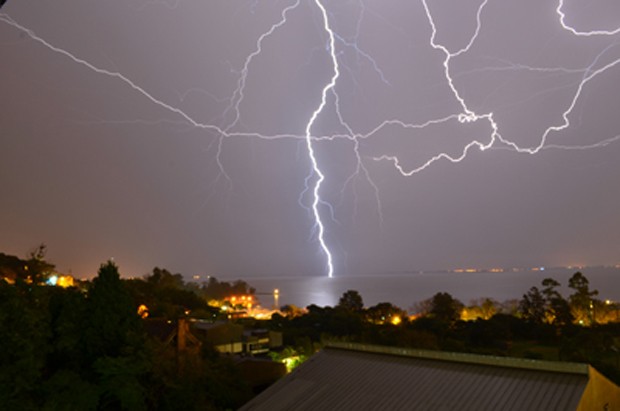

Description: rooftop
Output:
[241,342,592,411]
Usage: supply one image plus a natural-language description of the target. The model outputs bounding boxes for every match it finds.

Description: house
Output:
[191,321,282,355]
[192,320,245,354]
[144,318,201,351]
[240,342,620,410]
[244,329,283,355]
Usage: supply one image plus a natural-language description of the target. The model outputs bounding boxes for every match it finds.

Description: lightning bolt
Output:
[0,4,340,278]
[373,0,499,176]
[373,0,620,176]
[218,0,302,184]
[302,0,339,278]
[0,14,222,133]
[2,0,620,279]
[557,0,620,36]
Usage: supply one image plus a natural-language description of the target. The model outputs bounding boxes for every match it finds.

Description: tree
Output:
[42,286,100,410]
[518,287,546,324]
[479,298,498,320]
[337,290,364,313]
[429,292,463,324]
[280,304,305,318]
[366,302,406,325]
[0,247,54,284]
[85,261,143,358]
[0,281,50,409]
[410,298,434,317]
[540,278,573,328]
[541,278,561,301]
[548,297,574,328]
[46,286,88,372]
[82,261,150,410]
[127,267,212,319]
[463,298,498,321]
[568,272,598,325]
[0,252,27,283]
[200,277,255,302]
[25,243,55,284]
[145,267,184,289]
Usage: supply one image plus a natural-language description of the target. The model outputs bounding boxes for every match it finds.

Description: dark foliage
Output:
[337,290,364,313]
[200,277,255,301]
[0,256,253,410]
[125,267,217,319]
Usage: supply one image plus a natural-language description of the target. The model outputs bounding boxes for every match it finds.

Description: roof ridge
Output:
[326,342,589,375]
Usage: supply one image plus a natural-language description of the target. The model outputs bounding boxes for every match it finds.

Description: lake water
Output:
[234,267,620,312]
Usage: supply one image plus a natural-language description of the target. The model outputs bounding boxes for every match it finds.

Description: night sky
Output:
[1,1,619,279]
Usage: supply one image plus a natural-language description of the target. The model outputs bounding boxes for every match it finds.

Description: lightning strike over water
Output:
[302,0,339,278]
[1,1,620,278]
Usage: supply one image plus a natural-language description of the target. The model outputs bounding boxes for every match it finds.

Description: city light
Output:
[137,304,149,319]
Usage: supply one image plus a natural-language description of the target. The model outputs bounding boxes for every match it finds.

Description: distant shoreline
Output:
[222,266,620,311]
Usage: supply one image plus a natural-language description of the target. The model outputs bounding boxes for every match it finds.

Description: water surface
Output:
[234,267,620,311]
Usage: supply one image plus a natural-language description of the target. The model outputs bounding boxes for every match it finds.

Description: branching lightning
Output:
[302,0,339,278]
[0,14,224,134]
[373,0,620,175]
[2,0,619,277]
[218,0,302,184]
[557,0,620,36]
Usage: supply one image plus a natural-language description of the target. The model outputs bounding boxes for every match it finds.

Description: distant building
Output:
[144,318,202,354]
[244,329,283,355]
[241,342,620,411]
[144,317,285,381]
[193,321,245,354]
[191,320,283,355]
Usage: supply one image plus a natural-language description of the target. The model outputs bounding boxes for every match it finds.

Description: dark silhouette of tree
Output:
[541,278,561,301]
[541,278,574,328]
[429,292,463,324]
[153,342,252,411]
[0,281,50,409]
[280,304,305,318]
[0,252,27,282]
[410,298,433,317]
[366,302,406,324]
[548,297,574,329]
[46,286,87,371]
[126,267,213,319]
[146,267,184,289]
[519,287,546,324]
[464,298,499,320]
[85,261,143,358]
[0,246,54,284]
[25,243,55,284]
[479,298,498,320]
[462,316,511,353]
[83,261,149,410]
[337,290,364,312]
[568,272,599,326]
[44,286,100,410]
[200,277,255,301]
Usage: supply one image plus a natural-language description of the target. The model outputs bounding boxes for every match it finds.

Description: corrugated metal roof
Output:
[328,342,589,374]
[240,344,589,411]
